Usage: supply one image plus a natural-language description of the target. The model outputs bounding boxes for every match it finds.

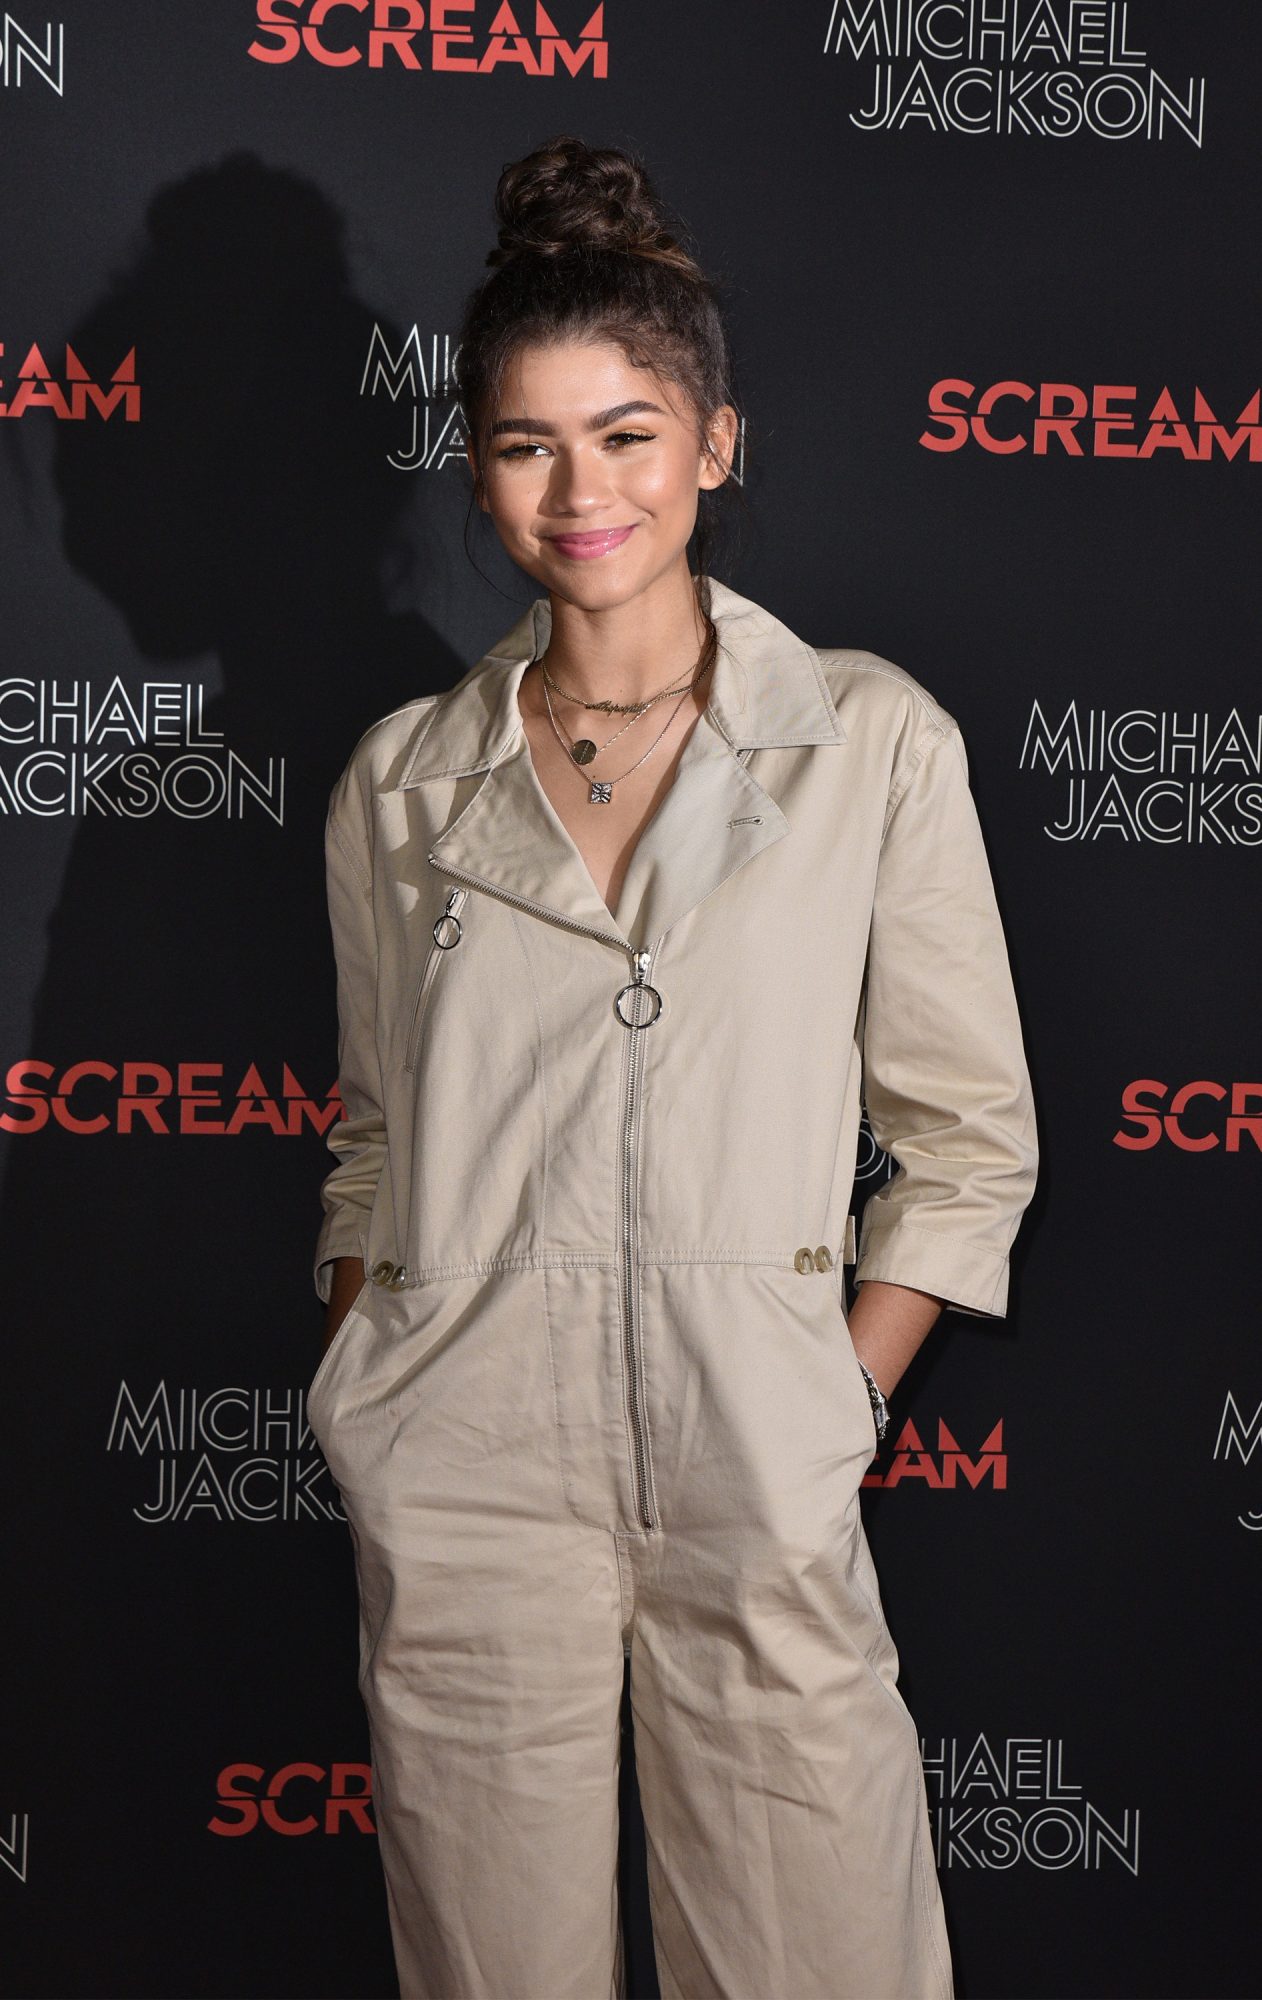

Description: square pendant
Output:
[589,781,613,804]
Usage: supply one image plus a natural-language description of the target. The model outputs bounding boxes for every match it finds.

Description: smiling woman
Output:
[310,132,1038,2000]
[450,144,745,915]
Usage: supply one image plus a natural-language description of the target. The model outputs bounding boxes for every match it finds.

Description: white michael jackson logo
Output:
[0,13,63,95]
[1213,1391,1262,1534]
[823,0,1206,143]
[1020,701,1262,845]
[920,1735,1140,1871]
[0,679,283,823]
[106,1383,344,1524]
[361,326,467,473]
[0,1812,29,1885]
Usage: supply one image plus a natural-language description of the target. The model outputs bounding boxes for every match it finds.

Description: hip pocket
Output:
[308,1275,372,1406]
[831,1278,881,1457]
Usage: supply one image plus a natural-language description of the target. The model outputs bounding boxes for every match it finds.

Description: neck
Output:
[539,562,711,707]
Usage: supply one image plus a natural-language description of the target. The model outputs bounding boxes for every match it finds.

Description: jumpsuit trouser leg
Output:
[357,1507,629,1999]
[313,1270,631,2000]
[622,1524,953,2000]
[617,1263,955,2000]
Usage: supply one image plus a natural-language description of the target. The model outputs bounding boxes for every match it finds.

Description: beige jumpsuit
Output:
[308,578,1039,2000]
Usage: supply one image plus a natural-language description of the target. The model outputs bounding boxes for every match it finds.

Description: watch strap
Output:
[856,1357,890,1443]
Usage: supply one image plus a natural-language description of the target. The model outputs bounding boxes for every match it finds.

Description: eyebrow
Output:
[488,400,667,439]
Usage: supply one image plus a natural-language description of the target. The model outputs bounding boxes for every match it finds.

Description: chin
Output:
[533,560,649,611]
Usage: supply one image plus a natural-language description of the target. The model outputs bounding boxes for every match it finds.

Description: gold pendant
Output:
[571,739,598,765]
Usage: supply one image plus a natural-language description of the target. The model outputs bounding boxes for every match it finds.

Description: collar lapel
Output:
[431,699,628,943]
[401,579,846,951]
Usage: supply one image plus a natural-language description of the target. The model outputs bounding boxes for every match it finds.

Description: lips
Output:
[546,525,637,560]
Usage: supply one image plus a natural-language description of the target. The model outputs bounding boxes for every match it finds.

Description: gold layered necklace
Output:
[537,617,717,805]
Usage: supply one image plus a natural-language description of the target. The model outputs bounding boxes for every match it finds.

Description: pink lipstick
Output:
[547,525,637,561]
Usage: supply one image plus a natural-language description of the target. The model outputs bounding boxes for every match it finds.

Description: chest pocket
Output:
[403,886,468,1073]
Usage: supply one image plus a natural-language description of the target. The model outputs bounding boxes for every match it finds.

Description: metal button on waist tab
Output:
[813,1245,834,1272]
[371,1260,407,1289]
[793,1247,816,1275]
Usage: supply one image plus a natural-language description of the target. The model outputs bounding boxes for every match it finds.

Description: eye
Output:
[492,430,656,463]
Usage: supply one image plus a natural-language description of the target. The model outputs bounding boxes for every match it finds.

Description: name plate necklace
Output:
[537,617,717,805]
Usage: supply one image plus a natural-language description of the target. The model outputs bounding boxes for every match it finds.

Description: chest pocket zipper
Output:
[403,887,467,1072]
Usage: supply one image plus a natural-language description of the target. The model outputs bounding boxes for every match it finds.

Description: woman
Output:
[309,135,1038,2000]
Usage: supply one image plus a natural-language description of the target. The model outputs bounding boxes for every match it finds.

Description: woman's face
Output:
[470,336,736,611]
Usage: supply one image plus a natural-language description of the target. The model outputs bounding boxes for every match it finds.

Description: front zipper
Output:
[425,853,629,956]
[425,852,663,1531]
[618,945,662,1531]
[403,887,467,1072]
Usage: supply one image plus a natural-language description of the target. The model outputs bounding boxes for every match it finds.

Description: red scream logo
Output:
[249,1,607,76]
[921,381,1261,461]
[1115,1081,1262,1152]
[0,342,139,422]
[862,1419,1006,1489]
[210,1763,375,1836]
[2,1062,342,1136]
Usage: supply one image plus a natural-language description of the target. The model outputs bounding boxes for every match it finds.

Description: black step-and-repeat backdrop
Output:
[2,6,1258,1997]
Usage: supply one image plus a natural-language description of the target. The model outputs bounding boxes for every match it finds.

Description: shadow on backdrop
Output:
[1,152,467,1999]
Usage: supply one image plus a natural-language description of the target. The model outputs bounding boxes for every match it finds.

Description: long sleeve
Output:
[853,720,1039,1318]
[312,771,387,1305]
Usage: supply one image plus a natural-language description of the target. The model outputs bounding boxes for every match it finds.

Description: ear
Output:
[698,404,740,490]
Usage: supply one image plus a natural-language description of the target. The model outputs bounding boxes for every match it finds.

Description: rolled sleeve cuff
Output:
[853,1216,1012,1319]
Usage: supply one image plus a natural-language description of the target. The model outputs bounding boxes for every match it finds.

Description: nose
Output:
[540,445,615,520]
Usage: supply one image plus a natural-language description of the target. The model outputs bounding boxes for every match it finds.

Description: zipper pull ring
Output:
[432,887,466,951]
[614,949,662,1030]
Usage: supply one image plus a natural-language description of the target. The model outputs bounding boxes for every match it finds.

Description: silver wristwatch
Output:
[856,1358,890,1443]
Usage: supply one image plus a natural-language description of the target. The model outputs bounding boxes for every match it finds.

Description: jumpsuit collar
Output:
[399,578,848,950]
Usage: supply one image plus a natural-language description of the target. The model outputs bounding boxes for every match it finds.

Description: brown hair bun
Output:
[488,134,701,278]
